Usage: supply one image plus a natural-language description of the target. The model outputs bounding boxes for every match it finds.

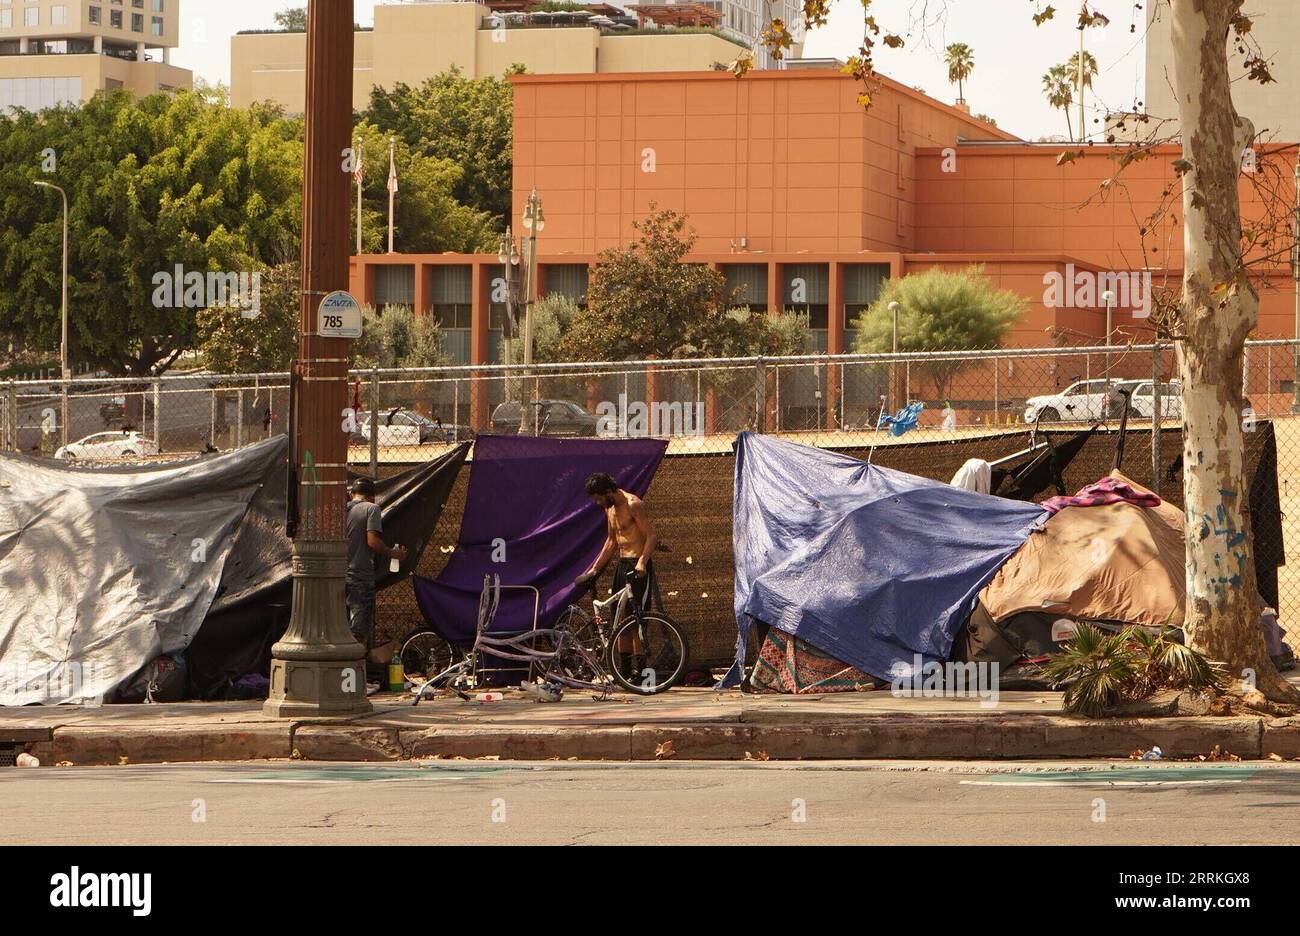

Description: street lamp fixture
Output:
[34,180,69,448]
[888,301,901,411]
[1102,288,1116,382]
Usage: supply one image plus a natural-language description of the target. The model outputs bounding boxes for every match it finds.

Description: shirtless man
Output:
[574,473,657,613]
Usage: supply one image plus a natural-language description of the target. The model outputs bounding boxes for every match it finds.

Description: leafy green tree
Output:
[0,87,302,375]
[196,261,299,373]
[561,205,790,361]
[272,7,307,31]
[350,305,447,369]
[362,68,514,225]
[501,293,579,364]
[351,122,495,254]
[851,266,1022,399]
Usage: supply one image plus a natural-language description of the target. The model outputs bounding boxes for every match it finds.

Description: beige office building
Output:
[1145,0,1300,143]
[231,0,754,112]
[0,0,191,112]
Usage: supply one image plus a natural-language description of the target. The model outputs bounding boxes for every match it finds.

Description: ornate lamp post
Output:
[264,0,370,717]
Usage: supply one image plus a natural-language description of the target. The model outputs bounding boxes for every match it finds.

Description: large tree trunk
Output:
[1170,0,1298,702]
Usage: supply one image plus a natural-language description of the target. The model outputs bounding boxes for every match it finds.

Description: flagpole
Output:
[386,136,396,254]
[355,138,363,255]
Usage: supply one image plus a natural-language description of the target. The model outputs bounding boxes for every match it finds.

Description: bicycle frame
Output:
[412,575,612,705]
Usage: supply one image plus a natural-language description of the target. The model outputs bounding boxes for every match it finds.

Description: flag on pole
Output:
[386,146,398,195]
[354,144,364,185]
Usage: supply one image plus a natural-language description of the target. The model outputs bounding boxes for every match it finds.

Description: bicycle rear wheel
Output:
[607,613,689,694]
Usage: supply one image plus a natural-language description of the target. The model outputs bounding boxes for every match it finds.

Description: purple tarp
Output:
[413,434,667,642]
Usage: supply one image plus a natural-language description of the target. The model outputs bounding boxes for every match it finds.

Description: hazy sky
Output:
[174,0,1150,141]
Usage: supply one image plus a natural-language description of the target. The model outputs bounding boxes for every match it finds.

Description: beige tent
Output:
[979,473,1185,628]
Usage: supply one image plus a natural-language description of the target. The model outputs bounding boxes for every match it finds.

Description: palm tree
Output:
[944,43,976,104]
[1067,50,1099,93]
[1042,64,1075,139]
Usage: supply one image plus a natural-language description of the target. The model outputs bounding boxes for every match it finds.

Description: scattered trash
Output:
[15,753,39,768]
[520,680,563,703]
[685,556,693,565]
[1268,752,1285,761]
[117,756,130,766]
[55,761,73,768]
[474,691,504,703]
[654,740,676,759]
[1139,746,1163,761]
[1197,744,1240,762]
[744,750,769,762]
[290,748,303,760]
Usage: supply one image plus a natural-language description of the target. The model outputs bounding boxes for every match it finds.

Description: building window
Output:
[110,10,122,28]
[543,264,588,304]
[373,265,415,308]
[150,16,161,35]
[131,13,142,31]
[51,5,66,26]
[430,266,473,327]
[132,0,143,7]
[0,11,10,29]
[23,6,37,27]
[88,6,101,25]
[722,264,768,309]
[842,264,890,330]
[783,263,829,329]
[0,76,83,114]
[152,0,164,11]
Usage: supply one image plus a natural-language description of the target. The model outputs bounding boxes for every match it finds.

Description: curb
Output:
[23,713,1300,765]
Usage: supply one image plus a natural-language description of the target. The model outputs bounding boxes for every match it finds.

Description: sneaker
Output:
[365,682,381,696]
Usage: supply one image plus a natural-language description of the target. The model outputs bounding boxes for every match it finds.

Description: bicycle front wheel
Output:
[607,613,689,694]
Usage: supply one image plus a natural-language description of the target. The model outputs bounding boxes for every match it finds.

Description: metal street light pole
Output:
[1102,288,1116,380]
[888,300,900,412]
[518,189,544,434]
[264,0,370,717]
[34,180,68,447]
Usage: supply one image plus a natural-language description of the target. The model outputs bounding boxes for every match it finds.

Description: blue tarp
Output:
[732,432,1047,682]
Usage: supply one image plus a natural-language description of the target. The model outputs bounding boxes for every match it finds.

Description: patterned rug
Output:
[750,629,879,693]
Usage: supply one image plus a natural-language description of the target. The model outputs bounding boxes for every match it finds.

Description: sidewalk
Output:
[5,684,1300,765]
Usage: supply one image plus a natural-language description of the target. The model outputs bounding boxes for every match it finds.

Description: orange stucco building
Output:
[348,67,1298,426]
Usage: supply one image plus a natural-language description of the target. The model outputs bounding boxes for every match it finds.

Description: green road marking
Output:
[209,765,509,784]
[961,765,1264,786]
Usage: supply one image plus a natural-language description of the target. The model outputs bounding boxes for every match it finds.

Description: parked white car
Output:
[55,431,159,460]
[1114,379,1183,419]
[1023,379,1120,424]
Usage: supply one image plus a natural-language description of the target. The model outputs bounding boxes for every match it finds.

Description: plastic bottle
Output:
[388,651,405,693]
[389,545,402,574]
[474,691,504,702]
[16,753,39,768]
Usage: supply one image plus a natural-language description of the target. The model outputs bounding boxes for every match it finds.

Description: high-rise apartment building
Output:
[0,0,191,113]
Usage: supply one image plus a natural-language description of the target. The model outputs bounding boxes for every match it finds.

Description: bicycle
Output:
[552,572,689,695]
[402,572,689,703]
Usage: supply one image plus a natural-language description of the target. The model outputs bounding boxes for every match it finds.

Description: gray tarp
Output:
[0,436,286,704]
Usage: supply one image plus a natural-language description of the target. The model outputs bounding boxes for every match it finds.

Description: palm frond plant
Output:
[1042,621,1224,718]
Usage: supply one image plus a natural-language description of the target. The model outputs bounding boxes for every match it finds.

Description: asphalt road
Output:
[4,759,1300,845]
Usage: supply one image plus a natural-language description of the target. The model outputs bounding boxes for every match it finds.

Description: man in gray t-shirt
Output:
[345,477,406,651]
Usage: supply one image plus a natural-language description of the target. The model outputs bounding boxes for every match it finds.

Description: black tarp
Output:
[186,441,470,698]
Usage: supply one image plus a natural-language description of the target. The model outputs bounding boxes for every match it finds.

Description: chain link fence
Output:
[5,340,1299,668]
